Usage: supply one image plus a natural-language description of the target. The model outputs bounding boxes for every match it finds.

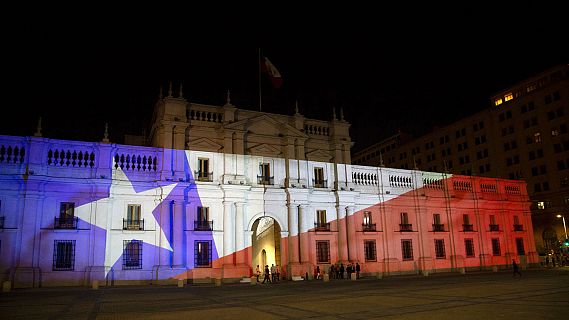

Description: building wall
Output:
[0,135,536,287]
[353,64,569,255]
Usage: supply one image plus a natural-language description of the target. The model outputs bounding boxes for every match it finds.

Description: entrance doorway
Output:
[251,217,281,272]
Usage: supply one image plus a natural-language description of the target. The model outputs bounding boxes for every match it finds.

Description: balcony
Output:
[362,223,376,232]
[123,219,145,231]
[257,175,274,185]
[194,171,213,182]
[194,220,213,231]
[399,223,413,232]
[312,179,328,188]
[314,222,330,231]
[489,224,500,231]
[432,224,445,232]
[54,217,78,229]
[462,224,474,232]
[513,224,524,231]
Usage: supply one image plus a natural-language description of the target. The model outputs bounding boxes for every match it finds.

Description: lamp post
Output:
[556,214,568,240]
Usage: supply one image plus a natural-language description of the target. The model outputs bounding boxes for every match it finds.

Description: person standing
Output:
[512,259,522,277]
[355,262,361,279]
[262,265,272,283]
[275,264,280,281]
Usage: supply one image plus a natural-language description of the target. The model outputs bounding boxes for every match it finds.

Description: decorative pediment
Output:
[305,149,333,162]
[248,143,282,157]
[225,114,307,138]
[187,137,223,152]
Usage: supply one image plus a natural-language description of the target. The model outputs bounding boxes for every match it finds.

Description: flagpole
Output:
[258,48,262,111]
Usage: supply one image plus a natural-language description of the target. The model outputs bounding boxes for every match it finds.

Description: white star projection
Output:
[75,168,177,273]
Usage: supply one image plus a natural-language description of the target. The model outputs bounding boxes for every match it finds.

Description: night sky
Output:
[2,32,567,153]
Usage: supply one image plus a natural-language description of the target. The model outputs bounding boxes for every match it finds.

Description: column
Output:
[223,201,234,264]
[235,202,246,265]
[172,201,185,267]
[159,201,171,267]
[287,204,300,264]
[346,206,358,262]
[299,205,310,264]
[337,205,348,262]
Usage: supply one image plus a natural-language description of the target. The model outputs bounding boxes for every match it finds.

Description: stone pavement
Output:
[1,268,568,319]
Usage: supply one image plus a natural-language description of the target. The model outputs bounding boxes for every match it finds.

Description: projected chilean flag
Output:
[0,136,537,286]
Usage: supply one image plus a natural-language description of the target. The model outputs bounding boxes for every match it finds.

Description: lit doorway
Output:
[251,217,281,272]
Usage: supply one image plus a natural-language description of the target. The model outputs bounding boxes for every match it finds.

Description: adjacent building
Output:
[353,64,569,255]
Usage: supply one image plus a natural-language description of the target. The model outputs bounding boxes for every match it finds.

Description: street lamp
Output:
[556,214,568,240]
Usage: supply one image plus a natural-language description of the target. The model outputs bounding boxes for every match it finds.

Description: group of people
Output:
[256,264,281,283]
[544,254,568,267]
[319,262,361,280]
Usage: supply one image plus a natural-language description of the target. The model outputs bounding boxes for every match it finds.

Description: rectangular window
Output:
[516,238,525,255]
[198,158,210,181]
[400,212,412,231]
[53,240,75,271]
[56,202,77,229]
[316,210,329,230]
[433,213,444,231]
[401,239,413,260]
[316,240,330,263]
[362,211,375,231]
[463,214,473,231]
[435,239,446,259]
[313,167,325,187]
[465,238,475,257]
[364,240,377,261]
[258,163,272,184]
[492,238,501,256]
[195,207,212,230]
[195,240,212,267]
[125,204,143,230]
[59,202,75,219]
[123,240,142,269]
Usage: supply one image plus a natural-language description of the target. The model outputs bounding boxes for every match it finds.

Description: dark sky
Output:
[2,31,567,153]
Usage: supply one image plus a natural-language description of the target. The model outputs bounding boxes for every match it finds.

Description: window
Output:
[400,212,411,231]
[364,240,377,261]
[504,93,513,102]
[316,210,329,230]
[363,211,375,231]
[195,240,212,267]
[491,238,501,256]
[316,240,330,263]
[313,167,326,187]
[465,238,475,257]
[516,238,525,255]
[494,98,503,106]
[123,240,142,269]
[59,202,75,219]
[53,240,75,271]
[434,239,446,259]
[463,214,473,231]
[258,163,272,184]
[489,215,499,231]
[195,207,212,230]
[433,213,444,231]
[197,158,211,181]
[56,202,76,229]
[401,239,413,260]
[124,204,143,230]
[534,133,542,143]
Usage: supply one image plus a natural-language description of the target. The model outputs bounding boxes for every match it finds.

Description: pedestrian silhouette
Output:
[512,259,522,277]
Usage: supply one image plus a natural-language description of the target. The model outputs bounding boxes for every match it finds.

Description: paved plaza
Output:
[1,268,568,319]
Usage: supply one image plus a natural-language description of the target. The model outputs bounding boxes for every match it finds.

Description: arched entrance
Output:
[251,217,282,273]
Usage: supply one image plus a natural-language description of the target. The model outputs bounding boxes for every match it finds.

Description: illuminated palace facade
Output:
[0,90,537,288]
